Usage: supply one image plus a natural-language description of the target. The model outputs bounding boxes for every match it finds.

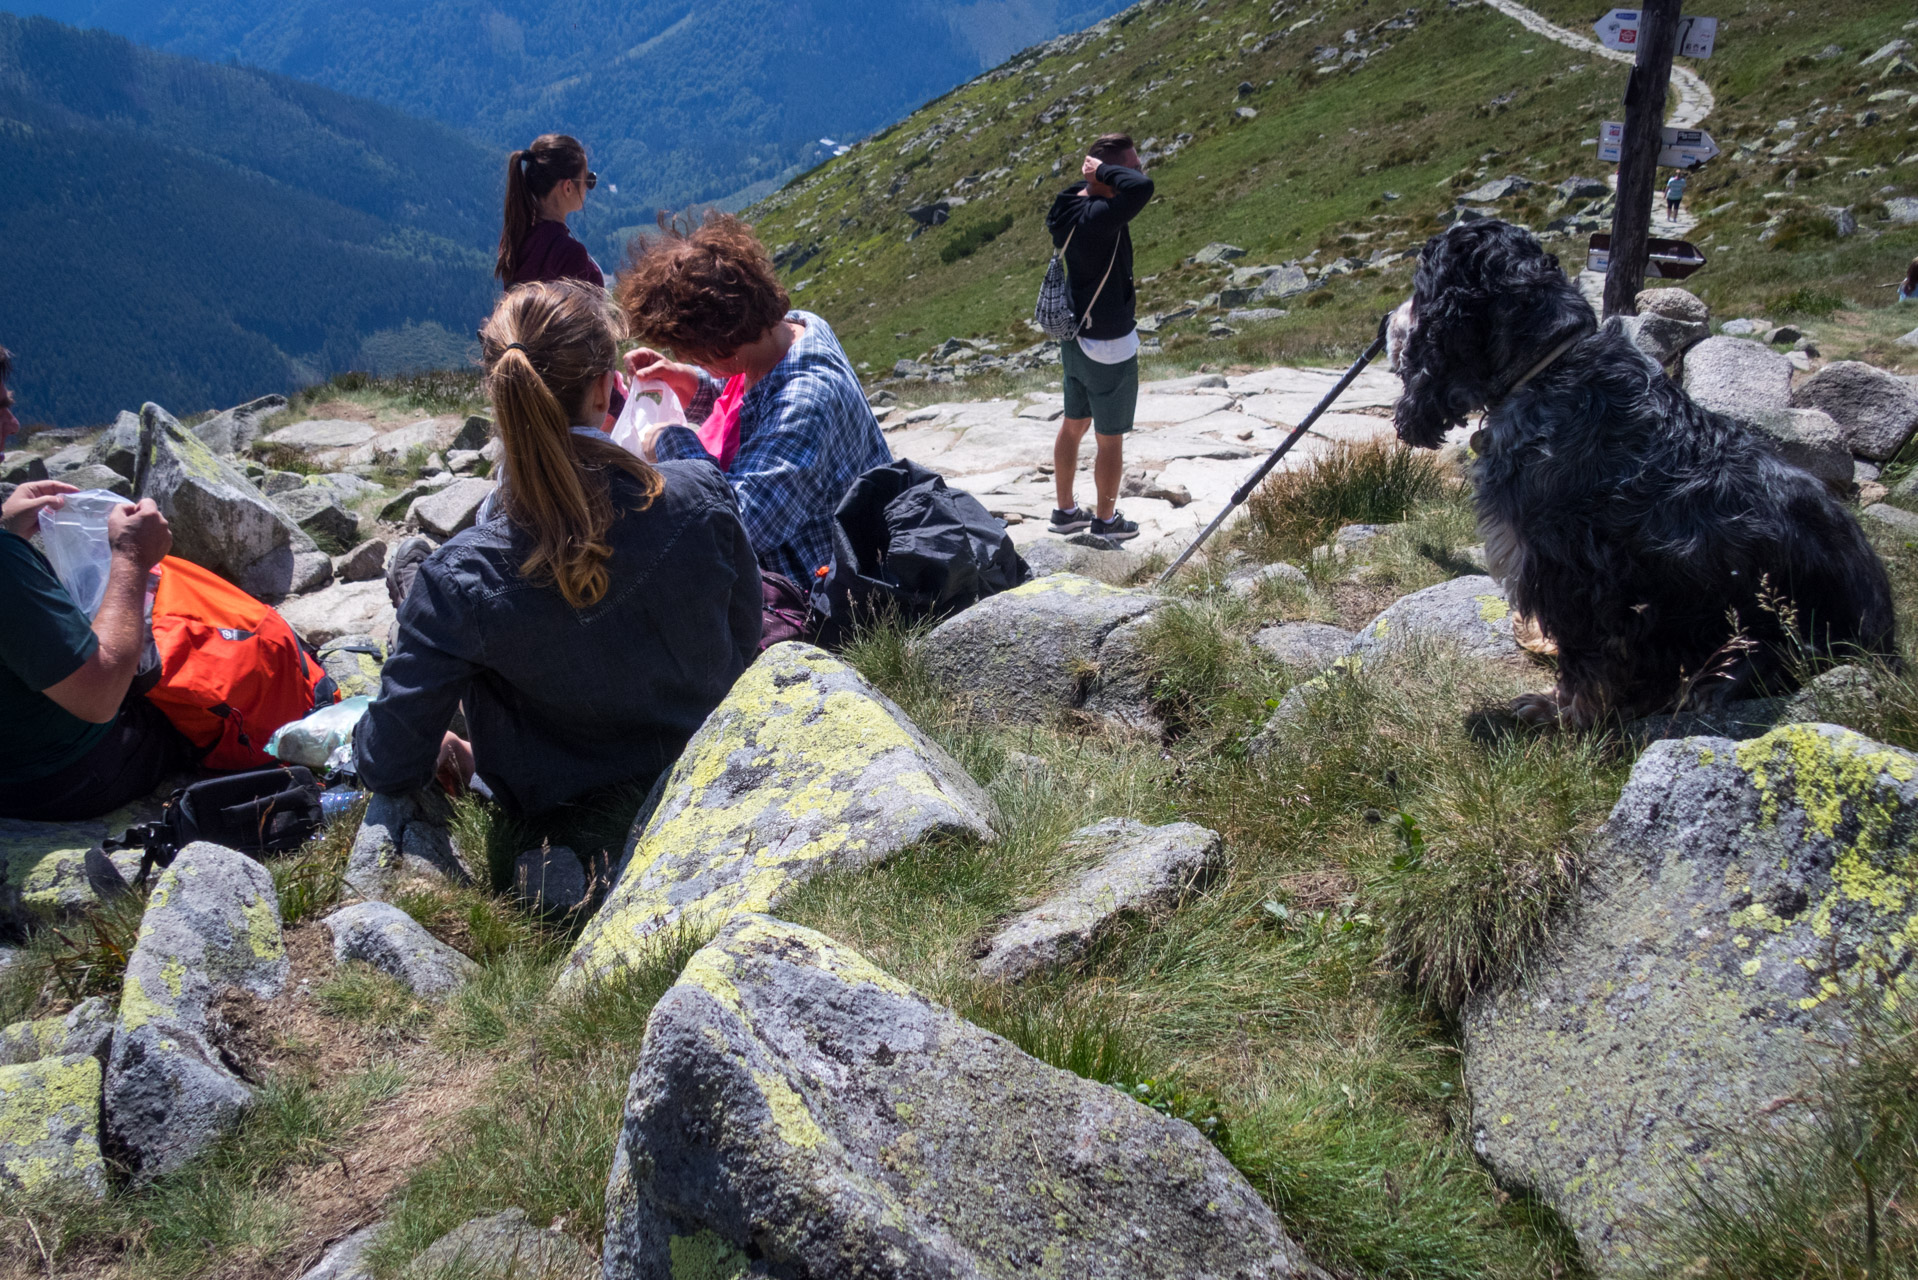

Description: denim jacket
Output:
[354,460,761,817]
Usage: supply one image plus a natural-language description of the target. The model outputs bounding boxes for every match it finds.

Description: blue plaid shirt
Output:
[655,311,891,589]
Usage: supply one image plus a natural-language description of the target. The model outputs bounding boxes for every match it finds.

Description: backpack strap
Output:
[1078,235,1123,334]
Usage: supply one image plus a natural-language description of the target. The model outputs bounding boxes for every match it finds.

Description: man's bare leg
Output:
[1054,416,1092,511]
[1093,432,1124,521]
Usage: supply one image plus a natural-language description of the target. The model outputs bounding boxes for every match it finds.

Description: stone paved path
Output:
[890,365,1406,555]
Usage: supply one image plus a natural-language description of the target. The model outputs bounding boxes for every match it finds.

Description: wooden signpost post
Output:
[1601,0,1683,318]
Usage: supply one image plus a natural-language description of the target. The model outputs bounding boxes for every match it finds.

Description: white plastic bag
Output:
[607,378,686,459]
[265,695,371,768]
[36,489,130,618]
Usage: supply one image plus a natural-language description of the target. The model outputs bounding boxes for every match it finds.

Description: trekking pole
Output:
[1156,312,1392,587]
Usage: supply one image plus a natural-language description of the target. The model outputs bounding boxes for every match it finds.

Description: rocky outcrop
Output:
[1739,406,1853,489]
[1252,621,1352,673]
[1681,336,1793,426]
[345,791,467,900]
[273,488,360,556]
[323,902,478,998]
[602,914,1318,1280]
[1464,725,1918,1272]
[0,996,114,1067]
[1789,360,1918,460]
[1,818,144,919]
[409,478,495,539]
[920,574,1164,726]
[977,818,1224,981]
[1345,574,1525,667]
[192,394,287,456]
[106,842,289,1179]
[0,1054,106,1197]
[559,644,997,990]
[260,419,377,451]
[279,581,399,649]
[141,403,313,595]
[300,1222,385,1280]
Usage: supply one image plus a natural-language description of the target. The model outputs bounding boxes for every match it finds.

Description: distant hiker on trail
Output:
[615,213,892,633]
[496,133,604,289]
[1046,133,1153,543]
[0,345,196,821]
[354,282,761,819]
[1664,172,1687,221]
[1899,258,1918,304]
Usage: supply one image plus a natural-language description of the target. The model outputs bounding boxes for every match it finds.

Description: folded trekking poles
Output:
[1157,311,1392,586]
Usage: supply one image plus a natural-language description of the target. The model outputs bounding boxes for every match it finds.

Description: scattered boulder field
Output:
[2,281,1918,1274]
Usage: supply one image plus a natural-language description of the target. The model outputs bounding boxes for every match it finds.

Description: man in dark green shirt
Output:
[0,345,189,820]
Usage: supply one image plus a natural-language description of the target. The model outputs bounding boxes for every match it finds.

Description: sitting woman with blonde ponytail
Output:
[354,280,761,823]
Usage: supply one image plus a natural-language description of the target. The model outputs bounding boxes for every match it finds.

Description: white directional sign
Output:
[1593,11,1717,58]
[1597,122,1719,167]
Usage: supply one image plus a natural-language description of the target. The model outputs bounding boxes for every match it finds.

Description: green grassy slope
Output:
[740,0,1918,377]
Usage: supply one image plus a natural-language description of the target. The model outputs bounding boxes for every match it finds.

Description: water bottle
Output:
[319,789,365,821]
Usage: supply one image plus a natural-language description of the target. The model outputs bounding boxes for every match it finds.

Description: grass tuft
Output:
[1245,439,1452,563]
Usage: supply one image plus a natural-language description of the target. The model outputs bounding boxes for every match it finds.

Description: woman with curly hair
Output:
[613,215,891,616]
[354,280,760,820]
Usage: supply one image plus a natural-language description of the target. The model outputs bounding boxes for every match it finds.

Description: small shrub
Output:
[43,892,147,1002]
[1769,210,1842,254]
[1245,439,1450,562]
[1769,285,1847,318]
[1304,290,1334,308]
[940,213,1015,264]
[253,443,319,475]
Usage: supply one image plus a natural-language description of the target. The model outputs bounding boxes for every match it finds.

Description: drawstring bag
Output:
[696,374,749,471]
[1032,223,1121,343]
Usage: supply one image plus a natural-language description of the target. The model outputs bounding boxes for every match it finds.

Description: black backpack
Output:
[89,766,324,893]
[825,459,1031,636]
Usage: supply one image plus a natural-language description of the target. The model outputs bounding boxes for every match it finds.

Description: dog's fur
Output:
[1394,220,1896,726]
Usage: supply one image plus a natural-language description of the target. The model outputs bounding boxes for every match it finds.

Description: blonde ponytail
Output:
[480,281,662,608]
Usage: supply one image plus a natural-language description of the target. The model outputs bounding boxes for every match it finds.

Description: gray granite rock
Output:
[1018,540,1143,583]
[559,644,998,990]
[193,395,288,456]
[1789,359,1918,460]
[451,415,492,452]
[278,581,398,649]
[513,845,591,915]
[1345,575,1525,667]
[977,819,1224,981]
[300,1222,386,1280]
[0,996,114,1066]
[0,1054,106,1197]
[142,403,313,590]
[345,790,466,900]
[1252,621,1353,673]
[1225,562,1309,597]
[335,539,388,584]
[1681,336,1795,428]
[1635,287,1709,326]
[1862,502,1918,539]
[55,463,132,497]
[920,574,1163,725]
[1464,725,1918,1272]
[86,412,142,479]
[406,1208,595,1279]
[346,419,444,468]
[408,478,495,539]
[1739,405,1853,488]
[1251,263,1313,302]
[602,914,1317,1280]
[260,470,306,497]
[317,634,385,699]
[324,902,478,998]
[1776,663,1881,732]
[106,841,288,1179]
[274,487,360,555]
[261,419,378,451]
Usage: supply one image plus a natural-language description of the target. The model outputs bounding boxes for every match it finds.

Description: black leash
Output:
[1157,312,1392,587]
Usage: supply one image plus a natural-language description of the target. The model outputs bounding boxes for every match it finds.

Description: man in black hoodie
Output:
[1044,133,1153,542]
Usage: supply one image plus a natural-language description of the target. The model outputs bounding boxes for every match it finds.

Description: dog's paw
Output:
[1509,692,1563,727]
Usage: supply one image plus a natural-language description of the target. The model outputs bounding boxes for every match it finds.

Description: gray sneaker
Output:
[385,535,435,607]
[1048,506,1095,534]
[1090,510,1140,542]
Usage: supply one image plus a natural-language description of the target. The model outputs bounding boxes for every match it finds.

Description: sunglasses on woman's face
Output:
[580,171,597,190]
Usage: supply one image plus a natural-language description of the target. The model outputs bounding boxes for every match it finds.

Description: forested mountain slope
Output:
[0,14,499,426]
[10,0,1136,253]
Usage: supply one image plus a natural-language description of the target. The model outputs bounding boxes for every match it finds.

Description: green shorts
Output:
[1061,341,1139,437]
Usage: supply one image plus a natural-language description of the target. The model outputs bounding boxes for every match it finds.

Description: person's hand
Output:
[636,422,669,463]
[1082,155,1103,180]
[106,499,171,572]
[435,731,474,795]
[1,479,77,539]
[625,347,702,409]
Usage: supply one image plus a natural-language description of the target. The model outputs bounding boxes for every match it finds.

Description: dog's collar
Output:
[1487,331,1585,410]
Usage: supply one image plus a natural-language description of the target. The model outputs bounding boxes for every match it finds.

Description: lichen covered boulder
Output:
[919,573,1163,725]
[1463,725,1918,1272]
[560,644,996,989]
[345,790,467,900]
[1346,574,1524,666]
[405,1208,596,1279]
[0,1053,106,1197]
[0,996,114,1067]
[1,817,144,919]
[106,841,289,1178]
[140,403,313,592]
[602,915,1316,1280]
[977,818,1224,982]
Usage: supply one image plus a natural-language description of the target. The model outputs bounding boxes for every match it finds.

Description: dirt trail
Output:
[1479,0,1714,129]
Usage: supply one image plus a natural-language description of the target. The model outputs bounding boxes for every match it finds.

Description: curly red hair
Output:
[615,214,790,362]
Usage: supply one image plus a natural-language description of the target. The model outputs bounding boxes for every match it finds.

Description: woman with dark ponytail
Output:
[354,280,760,823]
[496,134,604,288]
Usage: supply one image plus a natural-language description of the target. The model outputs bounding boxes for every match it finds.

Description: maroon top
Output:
[509,219,603,288]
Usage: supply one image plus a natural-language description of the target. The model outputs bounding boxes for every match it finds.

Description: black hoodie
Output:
[1045,163,1154,342]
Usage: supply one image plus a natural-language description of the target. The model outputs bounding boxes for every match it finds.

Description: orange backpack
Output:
[144,556,337,769]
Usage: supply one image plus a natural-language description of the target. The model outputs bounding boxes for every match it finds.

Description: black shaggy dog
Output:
[1392,220,1895,727]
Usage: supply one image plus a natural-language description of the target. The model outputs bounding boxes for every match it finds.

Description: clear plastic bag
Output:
[265,695,371,769]
[607,378,686,458]
[36,489,131,618]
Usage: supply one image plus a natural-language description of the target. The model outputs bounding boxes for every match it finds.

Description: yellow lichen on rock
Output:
[0,1055,104,1197]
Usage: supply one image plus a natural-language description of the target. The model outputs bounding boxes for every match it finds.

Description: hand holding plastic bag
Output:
[37,488,132,618]
[607,378,685,461]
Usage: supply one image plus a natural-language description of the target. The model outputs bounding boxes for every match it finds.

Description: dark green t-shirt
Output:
[0,531,108,782]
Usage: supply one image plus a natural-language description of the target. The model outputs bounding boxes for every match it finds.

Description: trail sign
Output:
[1598,122,1718,167]
[1587,233,1707,279]
[1593,11,1717,58]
